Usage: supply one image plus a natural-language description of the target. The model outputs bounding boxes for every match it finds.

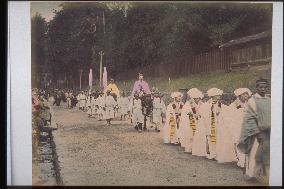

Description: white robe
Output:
[90,98,97,115]
[152,97,166,125]
[163,102,184,144]
[180,101,191,148]
[128,98,143,126]
[199,100,230,161]
[66,93,72,107]
[77,94,86,109]
[245,137,259,178]
[96,96,105,118]
[180,100,203,152]
[104,95,117,119]
[216,104,236,163]
[191,112,207,157]
[117,97,129,116]
[86,96,95,115]
[226,100,248,167]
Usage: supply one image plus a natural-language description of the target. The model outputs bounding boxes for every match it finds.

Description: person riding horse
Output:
[131,73,153,131]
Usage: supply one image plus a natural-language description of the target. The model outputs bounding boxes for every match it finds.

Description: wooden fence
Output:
[116,48,232,80]
[115,41,271,81]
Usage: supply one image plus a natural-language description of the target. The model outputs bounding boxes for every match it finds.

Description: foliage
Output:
[31,2,273,88]
[31,13,48,87]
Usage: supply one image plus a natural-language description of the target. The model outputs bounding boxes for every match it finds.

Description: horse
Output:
[140,93,153,130]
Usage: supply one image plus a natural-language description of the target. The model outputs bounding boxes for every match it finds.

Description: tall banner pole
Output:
[99,51,103,90]
[79,69,83,90]
[89,68,93,91]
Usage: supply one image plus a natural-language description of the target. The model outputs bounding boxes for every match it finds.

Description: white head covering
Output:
[234,88,252,96]
[171,92,183,98]
[207,88,223,97]
[187,88,204,99]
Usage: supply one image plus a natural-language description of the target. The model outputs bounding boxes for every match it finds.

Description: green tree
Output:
[31,12,48,87]
[43,2,272,85]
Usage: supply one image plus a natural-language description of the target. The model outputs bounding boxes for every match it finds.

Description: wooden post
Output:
[100,10,106,91]
[79,69,83,90]
[168,77,171,93]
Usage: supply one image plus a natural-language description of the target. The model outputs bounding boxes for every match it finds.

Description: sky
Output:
[31,2,63,22]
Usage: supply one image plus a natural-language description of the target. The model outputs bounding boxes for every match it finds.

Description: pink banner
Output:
[103,67,107,91]
[89,69,93,87]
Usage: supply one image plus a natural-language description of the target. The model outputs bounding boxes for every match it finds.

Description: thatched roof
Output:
[219,31,271,48]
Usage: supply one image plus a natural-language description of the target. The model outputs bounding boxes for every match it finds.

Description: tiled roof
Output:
[219,31,271,48]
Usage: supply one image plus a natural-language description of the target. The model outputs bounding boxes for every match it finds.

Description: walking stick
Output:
[206,135,210,155]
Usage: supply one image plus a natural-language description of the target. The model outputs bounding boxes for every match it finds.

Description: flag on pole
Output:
[89,68,93,87]
[103,67,107,91]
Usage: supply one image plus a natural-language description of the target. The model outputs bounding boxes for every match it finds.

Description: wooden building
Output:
[115,31,272,80]
[219,31,272,70]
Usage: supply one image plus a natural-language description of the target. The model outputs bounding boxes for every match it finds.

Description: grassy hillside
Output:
[115,66,271,94]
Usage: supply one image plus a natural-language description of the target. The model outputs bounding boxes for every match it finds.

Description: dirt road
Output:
[52,105,261,186]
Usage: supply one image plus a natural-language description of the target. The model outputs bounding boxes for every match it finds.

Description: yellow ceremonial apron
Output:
[210,111,217,144]
[189,114,197,136]
[169,114,176,142]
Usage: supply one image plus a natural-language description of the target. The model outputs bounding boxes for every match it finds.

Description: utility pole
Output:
[103,10,106,35]
[79,69,83,90]
[99,10,106,91]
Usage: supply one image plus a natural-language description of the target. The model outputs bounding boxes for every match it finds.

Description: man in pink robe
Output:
[131,73,151,97]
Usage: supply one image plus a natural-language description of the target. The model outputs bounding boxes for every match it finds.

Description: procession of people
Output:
[32,72,271,183]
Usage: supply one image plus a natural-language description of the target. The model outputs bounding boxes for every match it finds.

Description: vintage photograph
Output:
[31,1,272,186]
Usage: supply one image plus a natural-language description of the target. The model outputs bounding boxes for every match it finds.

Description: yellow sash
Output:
[189,114,196,136]
[169,115,176,142]
[210,111,216,144]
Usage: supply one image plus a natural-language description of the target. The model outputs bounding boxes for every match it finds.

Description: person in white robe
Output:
[226,88,252,167]
[104,90,117,125]
[199,88,228,161]
[64,91,68,105]
[152,92,166,132]
[84,91,89,111]
[128,93,144,132]
[117,92,129,120]
[180,88,204,153]
[86,94,95,117]
[163,92,184,144]
[90,94,97,117]
[66,91,72,108]
[96,92,105,121]
[126,94,133,123]
[77,91,86,111]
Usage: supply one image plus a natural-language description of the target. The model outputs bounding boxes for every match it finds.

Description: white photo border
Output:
[7,1,282,186]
